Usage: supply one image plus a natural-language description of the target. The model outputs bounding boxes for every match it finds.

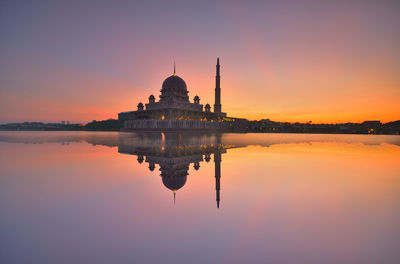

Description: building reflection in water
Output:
[118,133,233,208]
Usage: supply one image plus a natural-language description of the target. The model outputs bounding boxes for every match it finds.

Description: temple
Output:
[118,58,247,132]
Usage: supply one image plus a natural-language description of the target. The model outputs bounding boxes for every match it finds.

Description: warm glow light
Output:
[0,2,399,123]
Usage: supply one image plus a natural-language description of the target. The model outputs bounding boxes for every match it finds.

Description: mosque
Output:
[118,58,247,132]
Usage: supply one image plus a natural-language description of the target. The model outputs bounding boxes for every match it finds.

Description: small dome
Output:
[204,104,211,112]
[149,163,155,171]
[149,94,155,103]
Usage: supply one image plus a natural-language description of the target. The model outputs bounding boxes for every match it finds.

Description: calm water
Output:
[1,131,400,264]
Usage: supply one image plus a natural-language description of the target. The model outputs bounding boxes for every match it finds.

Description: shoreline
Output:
[0,129,398,135]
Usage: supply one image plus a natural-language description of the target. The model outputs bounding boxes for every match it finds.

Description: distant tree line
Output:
[0,119,122,131]
[247,119,400,135]
[84,119,121,131]
[1,118,399,134]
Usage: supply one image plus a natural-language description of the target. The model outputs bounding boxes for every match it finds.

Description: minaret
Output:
[214,58,222,113]
[214,150,221,208]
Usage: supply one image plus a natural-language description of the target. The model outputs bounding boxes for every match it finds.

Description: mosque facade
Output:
[118,58,247,132]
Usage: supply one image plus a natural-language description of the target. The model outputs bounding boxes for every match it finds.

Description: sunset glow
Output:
[0,1,399,123]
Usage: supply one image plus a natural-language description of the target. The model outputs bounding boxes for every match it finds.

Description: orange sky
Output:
[0,1,399,123]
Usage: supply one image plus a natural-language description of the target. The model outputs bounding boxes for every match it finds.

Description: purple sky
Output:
[1,0,399,123]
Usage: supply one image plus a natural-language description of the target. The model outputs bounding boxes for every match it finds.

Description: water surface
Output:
[1,132,399,264]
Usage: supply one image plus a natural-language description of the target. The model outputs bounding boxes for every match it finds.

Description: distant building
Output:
[118,58,247,132]
[61,121,65,125]
[362,121,381,128]
[362,121,382,134]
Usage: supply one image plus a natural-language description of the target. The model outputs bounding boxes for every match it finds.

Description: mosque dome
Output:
[161,75,188,94]
[162,175,187,191]
[159,64,189,102]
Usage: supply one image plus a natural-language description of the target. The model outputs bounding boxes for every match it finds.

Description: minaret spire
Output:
[173,61,176,76]
[173,190,176,204]
[214,57,222,113]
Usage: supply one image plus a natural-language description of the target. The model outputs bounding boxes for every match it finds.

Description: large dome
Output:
[159,74,189,102]
[161,75,187,93]
[162,175,187,191]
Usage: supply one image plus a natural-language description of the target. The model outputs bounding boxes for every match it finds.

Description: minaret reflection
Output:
[118,133,229,208]
[214,150,221,208]
[214,133,222,208]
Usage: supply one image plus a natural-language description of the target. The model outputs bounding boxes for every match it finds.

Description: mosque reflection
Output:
[118,133,232,208]
[2,131,397,210]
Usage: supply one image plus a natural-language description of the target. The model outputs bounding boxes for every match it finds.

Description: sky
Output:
[0,0,399,123]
